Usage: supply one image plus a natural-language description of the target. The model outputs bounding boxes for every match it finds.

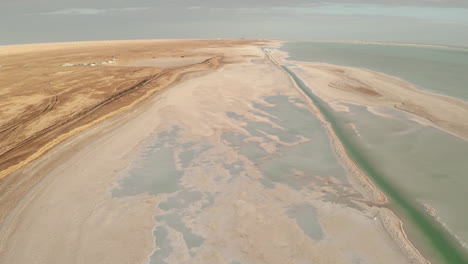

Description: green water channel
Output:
[281,65,468,264]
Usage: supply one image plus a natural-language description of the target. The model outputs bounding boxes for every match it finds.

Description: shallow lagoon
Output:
[334,105,468,251]
[283,41,468,100]
[281,41,468,263]
[222,95,349,189]
[112,94,356,262]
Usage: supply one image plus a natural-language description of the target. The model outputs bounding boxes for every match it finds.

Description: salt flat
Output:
[0,39,445,264]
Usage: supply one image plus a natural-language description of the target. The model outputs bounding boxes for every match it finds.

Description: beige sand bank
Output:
[270,49,468,141]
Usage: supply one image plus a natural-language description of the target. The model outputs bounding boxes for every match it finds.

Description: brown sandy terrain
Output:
[0,39,266,220]
[0,40,428,264]
[0,39,253,179]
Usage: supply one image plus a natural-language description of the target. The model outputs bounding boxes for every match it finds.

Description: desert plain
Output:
[2,39,466,264]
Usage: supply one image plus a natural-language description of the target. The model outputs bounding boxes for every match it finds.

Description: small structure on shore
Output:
[61,56,117,67]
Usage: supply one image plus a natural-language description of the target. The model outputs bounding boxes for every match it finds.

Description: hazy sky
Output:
[1,0,468,45]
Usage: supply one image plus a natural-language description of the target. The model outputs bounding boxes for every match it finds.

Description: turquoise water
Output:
[280,42,468,263]
[283,42,468,100]
[332,105,468,258]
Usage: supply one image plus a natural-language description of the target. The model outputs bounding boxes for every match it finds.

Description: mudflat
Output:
[0,40,431,264]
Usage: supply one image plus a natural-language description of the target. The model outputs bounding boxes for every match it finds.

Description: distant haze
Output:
[1,0,468,45]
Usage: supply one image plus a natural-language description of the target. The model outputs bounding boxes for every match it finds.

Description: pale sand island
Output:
[0,39,467,264]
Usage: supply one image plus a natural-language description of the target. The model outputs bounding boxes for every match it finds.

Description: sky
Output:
[1,0,468,45]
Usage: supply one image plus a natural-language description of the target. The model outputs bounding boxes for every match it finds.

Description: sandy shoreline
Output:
[269,47,468,141]
[264,48,387,203]
[0,39,442,264]
[265,48,429,264]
